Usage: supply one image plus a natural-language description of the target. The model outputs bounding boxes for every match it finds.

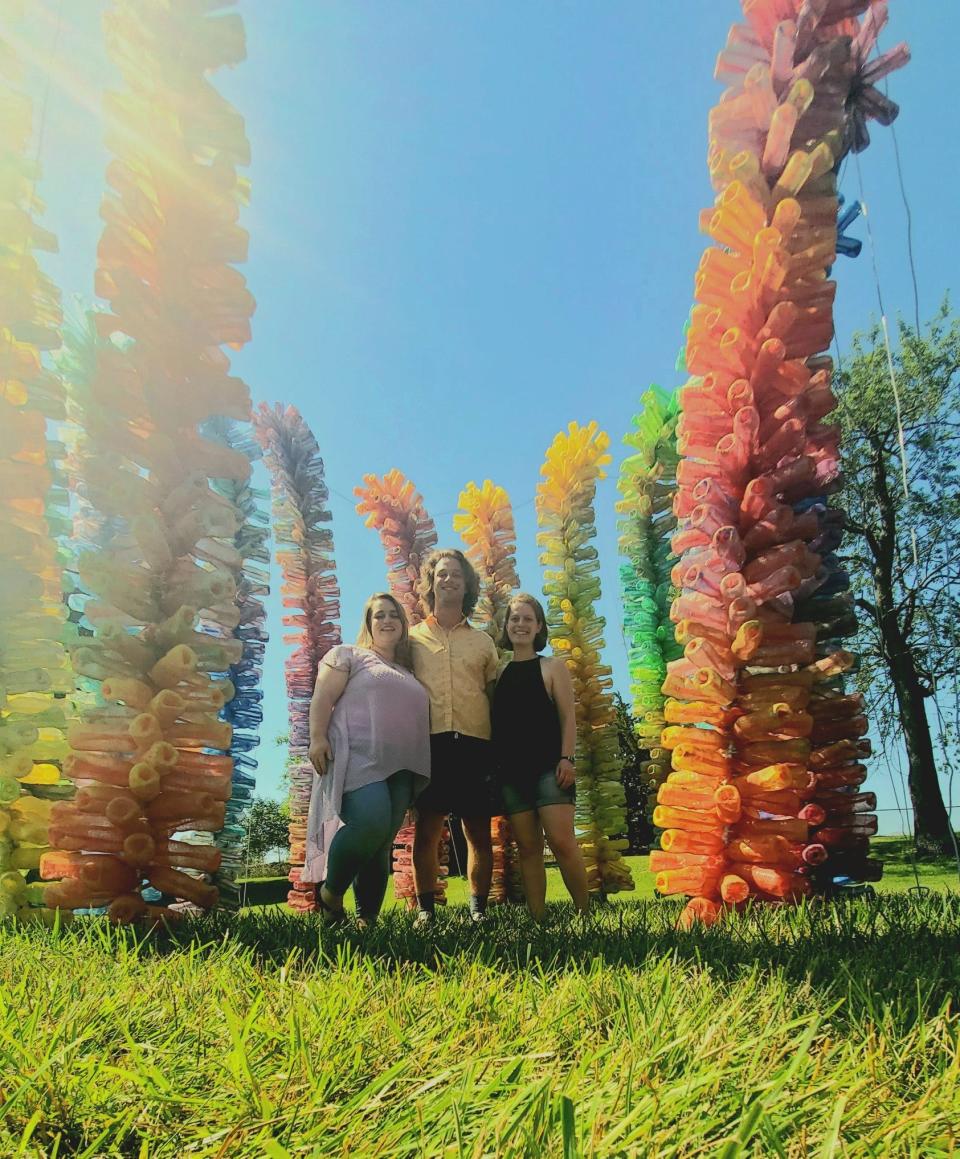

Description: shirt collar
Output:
[426,613,468,632]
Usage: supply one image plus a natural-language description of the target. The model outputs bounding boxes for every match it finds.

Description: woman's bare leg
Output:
[509,809,547,920]
[540,804,589,913]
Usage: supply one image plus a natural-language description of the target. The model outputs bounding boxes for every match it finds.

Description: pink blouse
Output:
[303,645,430,882]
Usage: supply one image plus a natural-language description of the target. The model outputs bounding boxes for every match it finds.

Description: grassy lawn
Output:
[245,834,960,911]
[1,877,958,1155]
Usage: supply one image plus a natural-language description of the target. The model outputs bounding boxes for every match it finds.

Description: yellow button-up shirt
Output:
[410,616,499,739]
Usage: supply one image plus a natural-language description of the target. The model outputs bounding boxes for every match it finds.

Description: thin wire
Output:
[888,124,921,338]
[872,29,922,337]
[889,734,922,890]
[853,150,920,572]
[328,482,537,519]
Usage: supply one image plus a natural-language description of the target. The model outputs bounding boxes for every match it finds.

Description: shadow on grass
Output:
[22,891,957,1025]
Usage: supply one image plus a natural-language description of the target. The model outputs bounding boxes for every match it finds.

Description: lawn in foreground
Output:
[1,893,958,1157]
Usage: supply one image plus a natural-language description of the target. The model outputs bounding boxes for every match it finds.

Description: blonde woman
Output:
[492,593,589,918]
[305,593,430,924]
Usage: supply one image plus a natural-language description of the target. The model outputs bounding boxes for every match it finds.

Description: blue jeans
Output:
[325,770,415,919]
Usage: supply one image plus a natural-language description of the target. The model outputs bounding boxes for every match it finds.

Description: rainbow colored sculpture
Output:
[617,386,682,801]
[355,469,438,625]
[0,13,74,923]
[42,0,257,922]
[537,422,633,895]
[205,419,270,909]
[455,480,521,645]
[354,470,448,905]
[454,479,522,904]
[651,0,908,927]
[255,404,340,912]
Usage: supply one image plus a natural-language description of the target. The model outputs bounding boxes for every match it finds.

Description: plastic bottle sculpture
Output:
[454,480,521,645]
[254,404,340,912]
[0,15,74,924]
[41,0,257,923]
[354,470,449,906]
[204,418,270,910]
[454,479,522,905]
[537,422,634,895]
[651,0,908,928]
[355,469,438,624]
[617,387,682,800]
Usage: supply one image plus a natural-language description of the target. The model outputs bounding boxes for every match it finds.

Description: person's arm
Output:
[547,658,578,789]
[484,637,501,706]
[308,654,350,775]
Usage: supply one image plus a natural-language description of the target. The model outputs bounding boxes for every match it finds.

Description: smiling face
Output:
[432,555,466,613]
[506,599,543,649]
[369,597,404,653]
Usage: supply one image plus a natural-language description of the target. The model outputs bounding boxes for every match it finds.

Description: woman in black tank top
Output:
[492,594,589,918]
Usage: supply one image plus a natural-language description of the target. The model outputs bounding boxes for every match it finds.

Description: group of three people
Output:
[304,548,590,926]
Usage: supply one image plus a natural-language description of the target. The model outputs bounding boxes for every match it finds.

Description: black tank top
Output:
[492,657,562,781]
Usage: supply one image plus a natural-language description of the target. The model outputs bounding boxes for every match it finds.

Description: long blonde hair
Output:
[356,591,413,669]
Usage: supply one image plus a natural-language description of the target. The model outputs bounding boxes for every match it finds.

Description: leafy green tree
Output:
[243,798,290,864]
[612,693,655,852]
[835,304,960,855]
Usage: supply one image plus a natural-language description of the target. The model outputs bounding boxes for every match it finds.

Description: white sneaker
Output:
[413,909,433,928]
[470,909,487,923]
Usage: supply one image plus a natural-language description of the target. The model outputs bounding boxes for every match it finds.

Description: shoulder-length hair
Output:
[417,548,480,619]
[356,591,413,670]
[499,592,549,652]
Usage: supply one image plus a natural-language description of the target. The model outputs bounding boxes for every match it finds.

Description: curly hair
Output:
[499,592,549,652]
[417,548,480,619]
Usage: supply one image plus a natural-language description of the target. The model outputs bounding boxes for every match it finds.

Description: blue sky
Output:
[25,2,959,833]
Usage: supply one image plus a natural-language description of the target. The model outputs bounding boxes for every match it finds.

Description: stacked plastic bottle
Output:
[0,14,74,924]
[454,479,522,905]
[354,471,449,906]
[204,419,270,909]
[41,0,257,922]
[537,422,634,895]
[254,404,339,912]
[355,469,438,624]
[617,386,682,797]
[454,480,521,645]
[650,0,908,928]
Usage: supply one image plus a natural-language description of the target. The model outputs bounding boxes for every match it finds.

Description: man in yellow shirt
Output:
[410,548,499,922]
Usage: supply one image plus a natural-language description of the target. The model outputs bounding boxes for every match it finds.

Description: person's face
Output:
[370,598,403,650]
[506,602,541,647]
[433,557,465,609]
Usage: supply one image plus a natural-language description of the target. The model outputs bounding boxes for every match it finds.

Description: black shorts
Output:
[416,732,498,819]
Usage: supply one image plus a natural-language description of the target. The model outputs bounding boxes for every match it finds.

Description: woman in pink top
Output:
[305,593,430,924]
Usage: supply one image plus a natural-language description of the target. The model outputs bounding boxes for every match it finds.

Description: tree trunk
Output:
[881,617,955,856]
[868,435,955,856]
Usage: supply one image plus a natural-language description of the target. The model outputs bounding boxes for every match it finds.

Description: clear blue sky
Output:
[25,2,959,833]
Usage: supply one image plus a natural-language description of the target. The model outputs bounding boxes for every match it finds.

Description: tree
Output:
[835,303,960,855]
[243,798,290,864]
[611,693,656,853]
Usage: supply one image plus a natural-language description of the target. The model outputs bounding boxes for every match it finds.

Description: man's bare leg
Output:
[461,814,493,918]
[412,809,447,917]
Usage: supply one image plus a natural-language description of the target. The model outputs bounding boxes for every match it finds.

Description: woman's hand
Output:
[309,737,333,776]
[555,758,576,790]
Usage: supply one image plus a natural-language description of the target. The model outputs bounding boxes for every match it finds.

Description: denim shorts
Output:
[500,767,576,816]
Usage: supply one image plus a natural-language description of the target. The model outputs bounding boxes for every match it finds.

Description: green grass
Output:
[1,892,958,1157]
[242,835,959,910]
